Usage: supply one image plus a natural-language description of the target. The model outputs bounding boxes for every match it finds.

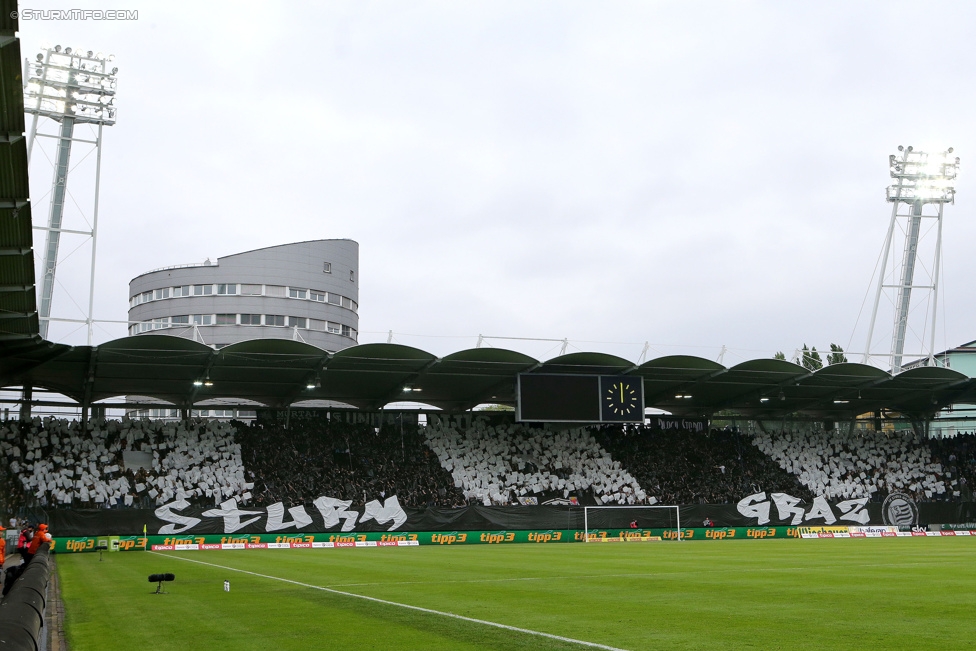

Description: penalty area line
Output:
[149,551,629,651]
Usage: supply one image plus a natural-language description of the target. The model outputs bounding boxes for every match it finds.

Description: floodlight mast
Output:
[24,45,117,343]
[862,146,958,373]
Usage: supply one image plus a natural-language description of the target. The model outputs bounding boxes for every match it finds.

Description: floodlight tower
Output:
[24,45,118,343]
[862,146,959,373]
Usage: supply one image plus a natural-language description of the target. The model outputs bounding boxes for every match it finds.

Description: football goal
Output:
[582,505,682,541]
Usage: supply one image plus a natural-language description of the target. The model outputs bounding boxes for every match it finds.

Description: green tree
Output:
[773,351,786,360]
[826,343,848,365]
[801,344,823,371]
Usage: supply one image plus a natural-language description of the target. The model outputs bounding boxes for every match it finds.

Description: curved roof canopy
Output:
[4,335,976,418]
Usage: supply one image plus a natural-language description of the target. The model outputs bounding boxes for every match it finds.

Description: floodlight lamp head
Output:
[54,45,61,52]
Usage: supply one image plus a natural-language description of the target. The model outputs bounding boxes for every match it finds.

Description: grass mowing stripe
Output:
[150,551,630,651]
[322,560,938,588]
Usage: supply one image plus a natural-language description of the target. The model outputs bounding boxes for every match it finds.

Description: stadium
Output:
[2,3,976,650]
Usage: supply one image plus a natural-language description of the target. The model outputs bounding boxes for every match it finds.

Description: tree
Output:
[801,344,823,371]
[773,351,786,360]
[826,343,848,365]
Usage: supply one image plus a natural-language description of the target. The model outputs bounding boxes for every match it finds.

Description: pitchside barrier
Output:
[0,543,51,650]
[51,527,798,552]
[49,525,976,552]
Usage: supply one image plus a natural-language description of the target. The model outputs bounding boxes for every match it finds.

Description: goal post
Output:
[582,505,682,542]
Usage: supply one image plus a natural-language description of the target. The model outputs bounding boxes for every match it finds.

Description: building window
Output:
[216,313,237,325]
[289,288,307,299]
[173,286,191,297]
[193,284,213,296]
[310,290,326,302]
[327,322,340,334]
[193,314,213,325]
[265,285,286,297]
[265,314,285,327]
[171,315,190,325]
[323,262,332,274]
[341,296,353,309]
[240,314,262,326]
[341,325,352,337]
[217,283,237,295]
[327,293,340,306]
[308,318,325,331]
[288,316,307,329]
[240,284,262,295]
[154,287,170,300]
[152,317,169,329]
[349,270,355,282]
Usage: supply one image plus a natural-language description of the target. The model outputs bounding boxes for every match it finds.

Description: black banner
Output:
[36,493,976,537]
[645,416,709,432]
[254,409,420,427]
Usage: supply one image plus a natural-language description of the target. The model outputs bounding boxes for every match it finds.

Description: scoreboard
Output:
[516,374,645,423]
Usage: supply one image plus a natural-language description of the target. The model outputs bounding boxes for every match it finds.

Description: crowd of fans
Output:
[928,432,976,502]
[596,426,812,504]
[2,415,976,520]
[424,419,646,505]
[235,418,466,508]
[751,427,970,502]
[0,417,248,512]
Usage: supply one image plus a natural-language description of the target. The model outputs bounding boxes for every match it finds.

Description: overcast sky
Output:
[20,1,976,366]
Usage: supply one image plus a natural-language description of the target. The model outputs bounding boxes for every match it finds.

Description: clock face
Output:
[600,377,644,422]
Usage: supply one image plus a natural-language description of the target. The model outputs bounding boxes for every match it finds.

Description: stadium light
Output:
[864,145,959,373]
[25,45,119,343]
[886,146,958,204]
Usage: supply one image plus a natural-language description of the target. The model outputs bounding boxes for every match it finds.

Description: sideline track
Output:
[149,551,629,651]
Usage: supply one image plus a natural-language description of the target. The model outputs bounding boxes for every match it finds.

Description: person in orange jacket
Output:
[0,525,6,566]
[24,523,50,564]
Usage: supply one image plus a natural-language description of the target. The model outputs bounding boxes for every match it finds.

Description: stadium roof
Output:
[3,334,976,418]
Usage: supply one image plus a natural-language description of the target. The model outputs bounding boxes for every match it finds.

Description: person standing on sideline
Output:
[16,525,31,558]
[24,524,50,564]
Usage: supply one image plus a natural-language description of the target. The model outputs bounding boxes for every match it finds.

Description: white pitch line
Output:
[149,551,629,651]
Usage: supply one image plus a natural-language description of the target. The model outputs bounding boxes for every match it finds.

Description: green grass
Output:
[56,539,976,650]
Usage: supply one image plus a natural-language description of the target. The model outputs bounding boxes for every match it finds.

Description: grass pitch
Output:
[57,539,975,650]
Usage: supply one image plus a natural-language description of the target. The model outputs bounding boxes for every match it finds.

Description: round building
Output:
[127,239,359,351]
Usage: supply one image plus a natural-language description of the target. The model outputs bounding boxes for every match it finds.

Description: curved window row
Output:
[129,314,357,339]
[130,283,358,313]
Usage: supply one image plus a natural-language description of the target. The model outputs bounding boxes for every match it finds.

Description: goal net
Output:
[582,505,682,542]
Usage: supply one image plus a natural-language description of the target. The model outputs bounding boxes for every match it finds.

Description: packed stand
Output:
[234,419,466,508]
[0,417,249,510]
[597,426,812,504]
[424,419,647,505]
[928,432,976,501]
[751,428,966,502]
